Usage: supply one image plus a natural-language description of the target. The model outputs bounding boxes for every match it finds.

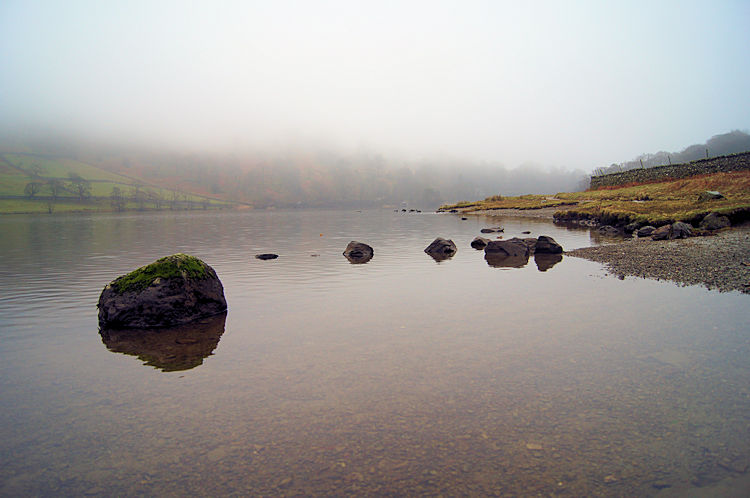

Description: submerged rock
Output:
[97,253,227,329]
[343,241,374,264]
[425,237,457,261]
[256,253,279,260]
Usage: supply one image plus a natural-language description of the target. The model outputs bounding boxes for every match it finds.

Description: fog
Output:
[1,1,749,178]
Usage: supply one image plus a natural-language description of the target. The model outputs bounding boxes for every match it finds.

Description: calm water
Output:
[1,209,748,496]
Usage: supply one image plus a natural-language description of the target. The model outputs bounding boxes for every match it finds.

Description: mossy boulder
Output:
[97,254,227,329]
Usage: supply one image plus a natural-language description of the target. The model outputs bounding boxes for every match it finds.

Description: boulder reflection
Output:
[100,312,227,372]
[534,253,563,272]
[484,253,529,268]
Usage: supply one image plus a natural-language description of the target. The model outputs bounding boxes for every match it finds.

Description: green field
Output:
[0,152,235,214]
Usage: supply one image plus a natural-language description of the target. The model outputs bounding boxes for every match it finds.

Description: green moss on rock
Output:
[111,253,212,294]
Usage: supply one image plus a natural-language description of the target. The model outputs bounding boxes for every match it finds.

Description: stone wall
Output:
[589,151,750,189]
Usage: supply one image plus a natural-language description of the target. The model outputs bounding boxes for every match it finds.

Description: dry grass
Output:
[440,170,750,225]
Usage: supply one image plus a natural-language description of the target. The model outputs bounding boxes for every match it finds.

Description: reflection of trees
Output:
[100,312,227,372]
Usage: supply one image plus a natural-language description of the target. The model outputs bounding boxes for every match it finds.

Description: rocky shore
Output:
[566,225,750,294]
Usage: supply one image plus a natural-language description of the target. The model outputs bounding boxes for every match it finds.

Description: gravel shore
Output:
[566,225,750,294]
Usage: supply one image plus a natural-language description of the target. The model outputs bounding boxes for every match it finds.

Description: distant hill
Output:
[595,130,750,175]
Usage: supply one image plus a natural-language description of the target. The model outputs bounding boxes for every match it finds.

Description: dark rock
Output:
[522,238,538,252]
[480,227,503,233]
[98,254,227,329]
[484,239,530,267]
[485,239,530,258]
[461,217,467,220]
[671,221,693,239]
[255,253,278,260]
[470,237,491,249]
[343,241,374,264]
[534,235,563,254]
[651,223,691,240]
[424,237,457,261]
[100,312,227,371]
[521,231,531,234]
[637,225,656,237]
[624,222,641,233]
[700,212,730,230]
[598,225,620,237]
[535,253,563,271]
[698,190,724,202]
[651,225,671,240]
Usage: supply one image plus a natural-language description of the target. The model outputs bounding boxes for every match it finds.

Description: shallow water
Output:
[1,209,748,496]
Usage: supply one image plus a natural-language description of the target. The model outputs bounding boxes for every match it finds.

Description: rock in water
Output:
[97,254,227,329]
[343,241,374,264]
[424,237,457,261]
[471,236,491,249]
[534,235,563,254]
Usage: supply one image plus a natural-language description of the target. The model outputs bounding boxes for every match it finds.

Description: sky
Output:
[1,0,749,170]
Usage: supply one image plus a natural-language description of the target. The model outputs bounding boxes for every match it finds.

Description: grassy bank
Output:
[439,170,750,226]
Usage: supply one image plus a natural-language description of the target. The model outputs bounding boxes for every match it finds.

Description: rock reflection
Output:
[100,312,227,371]
[484,253,529,268]
[534,253,563,271]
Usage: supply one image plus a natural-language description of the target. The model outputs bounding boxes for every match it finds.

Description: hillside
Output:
[0,152,235,214]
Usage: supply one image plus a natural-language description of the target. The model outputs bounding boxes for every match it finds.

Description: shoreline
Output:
[460,209,750,294]
[566,225,750,294]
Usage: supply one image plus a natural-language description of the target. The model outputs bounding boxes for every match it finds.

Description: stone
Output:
[343,241,374,264]
[534,235,563,254]
[470,237,491,249]
[671,221,693,239]
[424,237,457,261]
[97,254,227,329]
[624,222,642,234]
[255,253,278,260]
[485,239,530,258]
[651,225,671,240]
[598,225,620,237]
[480,227,503,233]
[637,226,656,237]
[698,190,724,201]
[700,212,730,230]
[484,238,530,268]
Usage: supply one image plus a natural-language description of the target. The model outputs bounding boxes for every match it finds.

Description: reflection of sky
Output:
[1,209,749,495]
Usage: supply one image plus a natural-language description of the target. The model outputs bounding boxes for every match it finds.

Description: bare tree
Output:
[67,172,91,202]
[24,181,44,198]
[110,187,126,211]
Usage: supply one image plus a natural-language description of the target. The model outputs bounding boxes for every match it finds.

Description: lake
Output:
[1,209,748,496]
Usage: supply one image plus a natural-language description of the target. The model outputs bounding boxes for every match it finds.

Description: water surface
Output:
[1,209,748,496]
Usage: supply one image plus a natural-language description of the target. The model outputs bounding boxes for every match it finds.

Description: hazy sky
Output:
[1,0,748,169]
